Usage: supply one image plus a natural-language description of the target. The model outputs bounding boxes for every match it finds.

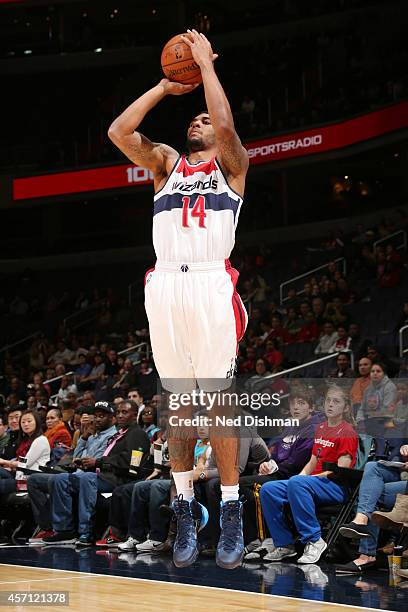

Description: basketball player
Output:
[108,30,249,569]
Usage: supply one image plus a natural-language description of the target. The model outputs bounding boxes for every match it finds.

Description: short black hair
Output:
[191,110,209,121]
[119,399,139,413]
[372,361,387,374]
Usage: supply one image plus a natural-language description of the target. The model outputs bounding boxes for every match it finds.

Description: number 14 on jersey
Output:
[182,195,207,229]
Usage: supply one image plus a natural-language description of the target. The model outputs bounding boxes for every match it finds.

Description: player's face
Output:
[187,114,216,151]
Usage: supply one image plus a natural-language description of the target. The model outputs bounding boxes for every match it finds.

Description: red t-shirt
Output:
[311,420,358,475]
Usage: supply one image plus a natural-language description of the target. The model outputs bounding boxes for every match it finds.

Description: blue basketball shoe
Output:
[172,495,209,568]
[216,499,244,569]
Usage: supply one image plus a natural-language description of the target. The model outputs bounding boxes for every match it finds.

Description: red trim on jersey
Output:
[144,266,155,287]
[225,259,247,344]
[176,156,217,177]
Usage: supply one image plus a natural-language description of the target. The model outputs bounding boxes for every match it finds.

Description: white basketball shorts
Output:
[144,259,248,393]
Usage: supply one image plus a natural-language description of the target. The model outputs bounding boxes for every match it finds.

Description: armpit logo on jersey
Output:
[226,359,237,379]
[145,274,153,284]
[172,178,218,192]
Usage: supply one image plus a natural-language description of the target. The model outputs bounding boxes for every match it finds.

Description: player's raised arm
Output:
[181,30,249,185]
[108,79,197,180]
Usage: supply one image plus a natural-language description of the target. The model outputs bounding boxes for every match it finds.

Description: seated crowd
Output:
[0,367,408,575]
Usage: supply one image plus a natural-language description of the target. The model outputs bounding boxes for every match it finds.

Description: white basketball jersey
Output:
[152,156,243,262]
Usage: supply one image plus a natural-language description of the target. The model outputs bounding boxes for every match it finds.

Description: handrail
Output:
[44,371,74,385]
[0,331,41,355]
[399,325,408,358]
[252,350,354,384]
[118,342,150,361]
[63,298,107,329]
[373,230,407,253]
[279,257,346,305]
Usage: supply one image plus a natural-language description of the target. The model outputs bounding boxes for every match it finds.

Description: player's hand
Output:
[181,30,218,69]
[400,444,408,457]
[159,78,199,96]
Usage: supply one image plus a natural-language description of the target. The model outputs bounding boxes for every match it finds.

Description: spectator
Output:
[240,384,324,556]
[356,362,397,427]
[348,323,367,359]
[314,322,339,355]
[57,376,78,402]
[395,382,408,422]
[127,388,145,419]
[43,400,150,546]
[75,354,92,386]
[377,250,401,288]
[32,372,51,397]
[44,408,72,450]
[61,395,78,436]
[284,308,303,343]
[104,349,119,380]
[135,359,157,401]
[27,400,117,543]
[29,345,46,371]
[1,408,23,460]
[332,326,352,353]
[267,315,291,345]
[245,358,271,393]
[5,394,23,412]
[350,357,373,415]
[298,313,320,343]
[239,347,257,374]
[285,288,299,310]
[328,352,355,379]
[79,352,105,390]
[337,429,408,573]
[138,405,160,441]
[6,377,26,401]
[337,278,351,303]
[395,302,408,332]
[0,410,50,495]
[311,298,326,328]
[49,341,74,366]
[324,298,348,327]
[113,358,137,390]
[263,340,283,370]
[0,414,10,454]
[260,383,358,563]
[97,433,170,549]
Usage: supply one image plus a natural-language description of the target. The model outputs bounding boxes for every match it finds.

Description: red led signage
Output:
[13,102,408,201]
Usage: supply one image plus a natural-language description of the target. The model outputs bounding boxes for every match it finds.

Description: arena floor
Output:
[0,546,407,611]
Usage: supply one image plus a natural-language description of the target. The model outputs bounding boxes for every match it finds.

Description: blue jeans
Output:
[356,461,407,556]
[260,475,346,546]
[52,472,113,536]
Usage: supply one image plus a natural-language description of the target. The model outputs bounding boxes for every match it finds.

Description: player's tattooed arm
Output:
[216,133,249,180]
[108,81,183,178]
[182,30,249,182]
[111,132,178,179]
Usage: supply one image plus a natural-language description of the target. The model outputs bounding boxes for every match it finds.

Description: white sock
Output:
[173,470,194,502]
[221,484,239,502]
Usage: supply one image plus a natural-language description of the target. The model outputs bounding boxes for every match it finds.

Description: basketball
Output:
[161,33,202,85]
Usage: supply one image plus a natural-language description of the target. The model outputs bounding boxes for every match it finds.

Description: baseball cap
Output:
[94,401,115,415]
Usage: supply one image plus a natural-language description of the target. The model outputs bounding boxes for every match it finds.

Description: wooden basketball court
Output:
[0,563,386,612]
